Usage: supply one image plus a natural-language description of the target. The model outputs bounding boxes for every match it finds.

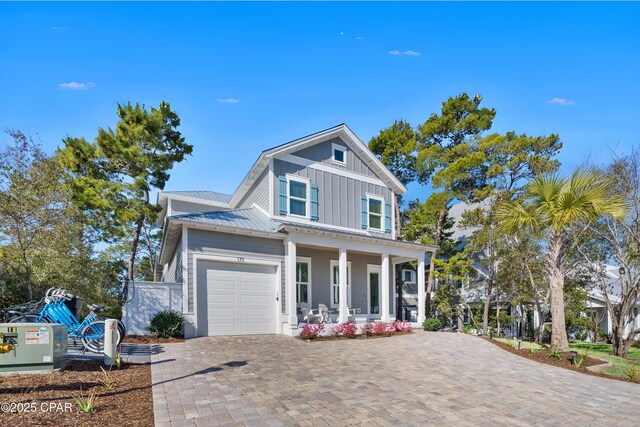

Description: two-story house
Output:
[155,124,436,337]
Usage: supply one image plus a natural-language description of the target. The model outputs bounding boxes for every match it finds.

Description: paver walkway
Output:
[150,332,640,426]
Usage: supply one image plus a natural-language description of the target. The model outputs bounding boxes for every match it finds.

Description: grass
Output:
[494,338,543,350]
[570,342,640,379]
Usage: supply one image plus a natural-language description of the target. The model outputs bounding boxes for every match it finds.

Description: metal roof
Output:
[170,208,281,233]
[163,191,232,204]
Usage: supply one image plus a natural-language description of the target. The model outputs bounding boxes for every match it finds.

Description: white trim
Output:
[366,193,385,232]
[274,214,370,234]
[331,142,347,166]
[181,225,189,315]
[192,252,282,336]
[251,203,270,217]
[367,264,382,318]
[391,194,396,240]
[268,158,274,216]
[277,153,387,188]
[295,256,312,307]
[330,259,352,309]
[381,252,391,323]
[286,174,311,219]
[402,269,416,284]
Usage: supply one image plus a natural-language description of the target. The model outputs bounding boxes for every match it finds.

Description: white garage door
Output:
[200,261,276,336]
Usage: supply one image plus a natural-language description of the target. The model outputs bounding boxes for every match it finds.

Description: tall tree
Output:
[575,148,640,357]
[58,101,192,288]
[459,131,562,335]
[416,93,496,313]
[368,119,418,235]
[498,169,627,351]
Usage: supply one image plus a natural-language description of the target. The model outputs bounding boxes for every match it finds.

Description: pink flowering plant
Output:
[299,323,325,340]
[371,322,390,336]
[390,320,413,333]
[331,322,358,337]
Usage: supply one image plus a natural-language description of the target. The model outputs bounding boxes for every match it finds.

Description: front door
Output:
[368,265,381,318]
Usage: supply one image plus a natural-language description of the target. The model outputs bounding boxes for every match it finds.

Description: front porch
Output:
[282,227,434,335]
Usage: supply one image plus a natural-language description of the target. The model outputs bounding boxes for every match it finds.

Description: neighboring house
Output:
[150,124,436,337]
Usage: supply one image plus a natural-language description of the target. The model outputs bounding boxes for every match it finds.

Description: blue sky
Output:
[1,2,639,202]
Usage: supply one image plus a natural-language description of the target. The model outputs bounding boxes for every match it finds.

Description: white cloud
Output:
[388,50,422,56]
[339,32,344,36]
[548,97,576,106]
[356,36,364,40]
[58,81,95,90]
[51,26,67,31]
[217,98,241,104]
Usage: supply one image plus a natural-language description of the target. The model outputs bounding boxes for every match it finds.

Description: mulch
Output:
[0,359,153,426]
[484,337,639,384]
[122,335,184,344]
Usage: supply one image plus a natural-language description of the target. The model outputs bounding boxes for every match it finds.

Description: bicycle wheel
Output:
[80,320,122,354]
[8,314,44,323]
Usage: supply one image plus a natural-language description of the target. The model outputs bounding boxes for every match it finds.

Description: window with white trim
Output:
[287,176,309,218]
[367,195,384,230]
[330,260,351,308]
[296,260,310,305]
[332,143,347,166]
[402,269,416,283]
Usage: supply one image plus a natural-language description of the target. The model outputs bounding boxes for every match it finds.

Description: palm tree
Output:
[497,168,627,351]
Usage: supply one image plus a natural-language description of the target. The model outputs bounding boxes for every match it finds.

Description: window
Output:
[296,260,310,305]
[287,176,309,217]
[332,143,346,165]
[368,196,383,230]
[402,269,416,283]
[330,260,351,308]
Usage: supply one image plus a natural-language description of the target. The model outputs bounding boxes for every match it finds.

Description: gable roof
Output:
[228,124,407,207]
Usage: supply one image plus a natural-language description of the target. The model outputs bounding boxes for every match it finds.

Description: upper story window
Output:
[361,193,390,233]
[278,175,319,221]
[332,143,347,166]
[402,269,416,284]
[368,195,384,230]
[287,176,309,217]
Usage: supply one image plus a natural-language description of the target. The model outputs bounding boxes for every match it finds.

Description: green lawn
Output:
[494,338,543,350]
[570,342,640,379]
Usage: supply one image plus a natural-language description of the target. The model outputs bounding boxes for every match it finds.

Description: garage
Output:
[197,260,277,336]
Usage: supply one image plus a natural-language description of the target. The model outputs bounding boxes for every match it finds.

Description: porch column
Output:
[381,252,391,323]
[417,254,426,324]
[338,247,349,323]
[286,240,297,327]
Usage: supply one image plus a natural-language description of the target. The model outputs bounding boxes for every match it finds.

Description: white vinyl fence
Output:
[122,281,182,336]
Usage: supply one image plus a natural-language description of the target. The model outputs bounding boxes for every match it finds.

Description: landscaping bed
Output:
[297,320,414,341]
[485,337,640,384]
[0,359,153,426]
[122,335,184,344]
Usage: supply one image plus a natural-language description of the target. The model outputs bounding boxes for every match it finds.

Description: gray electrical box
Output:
[0,323,67,373]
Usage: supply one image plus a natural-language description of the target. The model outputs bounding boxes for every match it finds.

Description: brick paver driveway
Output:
[151,332,640,426]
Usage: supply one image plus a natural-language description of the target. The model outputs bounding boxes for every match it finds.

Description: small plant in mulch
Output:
[331,322,358,338]
[530,347,541,354]
[114,351,122,370]
[299,323,325,340]
[624,365,639,381]
[100,366,116,390]
[547,348,563,360]
[74,389,98,413]
[573,348,591,368]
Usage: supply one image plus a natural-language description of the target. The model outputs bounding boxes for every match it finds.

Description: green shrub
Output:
[148,310,184,338]
[530,347,541,354]
[547,348,563,360]
[422,318,443,331]
[624,365,639,382]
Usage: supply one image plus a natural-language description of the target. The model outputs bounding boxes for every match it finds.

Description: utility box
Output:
[0,323,67,373]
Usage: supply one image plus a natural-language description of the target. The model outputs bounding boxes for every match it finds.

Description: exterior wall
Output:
[272,159,393,236]
[163,238,182,283]
[170,199,227,216]
[292,137,378,177]
[122,281,182,335]
[186,228,285,314]
[238,168,270,211]
[296,247,395,317]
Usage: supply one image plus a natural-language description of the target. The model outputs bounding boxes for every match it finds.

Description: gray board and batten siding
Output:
[272,168,393,237]
[164,238,183,283]
[291,137,379,178]
[171,199,228,216]
[187,228,285,313]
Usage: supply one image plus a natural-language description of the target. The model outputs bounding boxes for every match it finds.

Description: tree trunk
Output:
[548,231,570,351]
[496,303,500,337]
[426,203,448,316]
[535,300,544,343]
[128,213,146,282]
[611,325,625,357]
[482,263,495,336]
[395,193,402,237]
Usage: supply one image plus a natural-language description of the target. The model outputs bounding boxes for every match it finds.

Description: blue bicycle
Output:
[9,288,126,353]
